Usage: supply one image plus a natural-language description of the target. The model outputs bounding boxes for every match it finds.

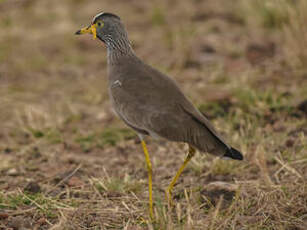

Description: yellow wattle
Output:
[91,24,97,39]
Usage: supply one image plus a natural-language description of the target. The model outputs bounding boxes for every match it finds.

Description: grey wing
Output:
[109,65,229,156]
[145,99,229,156]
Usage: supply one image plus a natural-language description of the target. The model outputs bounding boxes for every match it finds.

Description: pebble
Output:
[24,181,41,194]
[7,168,19,176]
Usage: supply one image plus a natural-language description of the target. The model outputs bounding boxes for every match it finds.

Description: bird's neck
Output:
[106,36,135,65]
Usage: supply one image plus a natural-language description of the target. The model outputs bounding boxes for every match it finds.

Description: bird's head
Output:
[75,12,127,45]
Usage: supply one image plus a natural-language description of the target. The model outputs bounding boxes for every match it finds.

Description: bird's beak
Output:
[75,24,97,39]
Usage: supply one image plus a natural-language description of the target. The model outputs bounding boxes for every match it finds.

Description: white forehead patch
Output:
[92,12,105,23]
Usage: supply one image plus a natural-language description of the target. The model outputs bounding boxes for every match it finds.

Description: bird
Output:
[76,12,243,220]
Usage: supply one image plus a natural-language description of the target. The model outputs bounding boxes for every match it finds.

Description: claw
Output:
[165,188,174,207]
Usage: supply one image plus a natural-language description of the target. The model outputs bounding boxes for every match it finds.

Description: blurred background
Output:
[0,0,306,229]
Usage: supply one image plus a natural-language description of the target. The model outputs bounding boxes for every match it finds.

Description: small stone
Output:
[0,212,9,219]
[66,157,78,164]
[36,217,47,225]
[285,139,295,148]
[273,122,286,132]
[7,168,19,176]
[298,99,307,115]
[24,181,41,194]
[201,44,216,54]
[8,216,23,229]
[67,176,84,187]
[4,147,12,154]
[245,42,275,65]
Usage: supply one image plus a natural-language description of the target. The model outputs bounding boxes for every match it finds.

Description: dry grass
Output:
[0,0,306,229]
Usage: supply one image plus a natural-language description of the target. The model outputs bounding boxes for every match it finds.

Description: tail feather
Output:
[224,147,243,160]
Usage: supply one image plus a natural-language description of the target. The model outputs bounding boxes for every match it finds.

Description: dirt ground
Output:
[0,0,306,229]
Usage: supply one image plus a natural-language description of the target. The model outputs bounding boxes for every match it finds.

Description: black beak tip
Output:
[75,30,81,35]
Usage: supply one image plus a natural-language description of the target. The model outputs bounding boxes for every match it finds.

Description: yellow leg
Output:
[166,145,195,206]
[141,140,154,220]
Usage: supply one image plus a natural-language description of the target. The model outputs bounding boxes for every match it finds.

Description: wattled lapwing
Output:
[76,12,243,219]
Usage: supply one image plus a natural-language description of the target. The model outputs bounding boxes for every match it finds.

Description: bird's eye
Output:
[97,22,102,27]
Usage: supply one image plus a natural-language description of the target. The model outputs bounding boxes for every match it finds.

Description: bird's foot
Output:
[137,213,155,225]
[165,188,174,207]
